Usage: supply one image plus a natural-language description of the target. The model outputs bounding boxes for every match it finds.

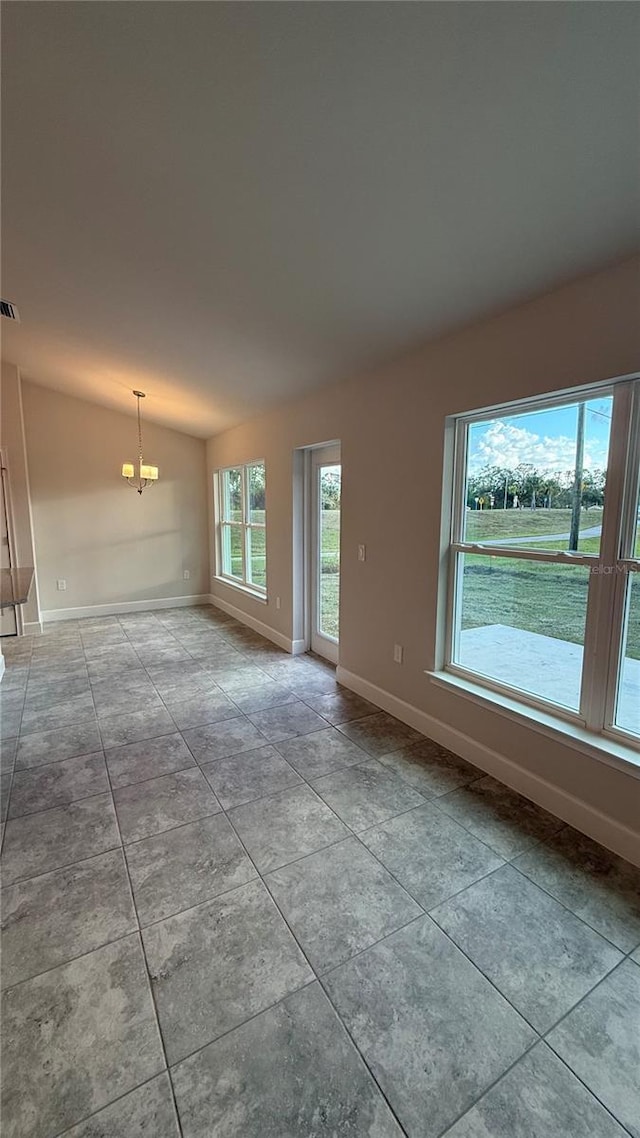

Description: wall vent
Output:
[0,300,20,321]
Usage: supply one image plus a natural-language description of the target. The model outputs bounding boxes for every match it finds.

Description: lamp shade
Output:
[121,462,135,478]
[140,464,159,480]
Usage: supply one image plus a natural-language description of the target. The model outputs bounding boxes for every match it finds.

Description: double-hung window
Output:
[443,375,640,747]
[217,461,266,594]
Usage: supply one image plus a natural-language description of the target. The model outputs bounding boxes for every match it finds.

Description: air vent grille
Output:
[0,300,20,321]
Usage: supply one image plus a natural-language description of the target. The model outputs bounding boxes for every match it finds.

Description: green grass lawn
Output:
[466,507,600,549]
[320,510,340,638]
[466,506,640,557]
[461,554,639,659]
[229,507,638,659]
[464,507,639,659]
[227,509,341,637]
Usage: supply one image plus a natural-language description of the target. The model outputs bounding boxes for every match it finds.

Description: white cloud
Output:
[469,421,608,475]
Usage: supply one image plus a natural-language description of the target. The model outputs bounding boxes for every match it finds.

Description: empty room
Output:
[1,3,639,1137]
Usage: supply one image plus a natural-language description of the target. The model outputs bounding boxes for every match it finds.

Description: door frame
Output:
[307,442,341,664]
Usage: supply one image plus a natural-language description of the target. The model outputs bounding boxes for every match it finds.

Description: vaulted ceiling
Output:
[2,2,638,436]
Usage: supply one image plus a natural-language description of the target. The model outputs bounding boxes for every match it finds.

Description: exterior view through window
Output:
[319,462,341,641]
[310,445,341,663]
[218,461,266,593]
[445,377,640,745]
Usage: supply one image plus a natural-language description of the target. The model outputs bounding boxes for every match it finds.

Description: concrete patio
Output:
[459,625,639,736]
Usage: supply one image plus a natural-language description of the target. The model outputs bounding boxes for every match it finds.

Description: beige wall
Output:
[207,257,640,845]
[22,382,209,613]
[1,361,40,625]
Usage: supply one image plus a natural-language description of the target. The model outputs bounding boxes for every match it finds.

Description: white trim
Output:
[291,638,306,656]
[40,595,211,622]
[310,443,341,663]
[0,651,5,683]
[212,577,267,604]
[456,375,628,425]
[23,620,43,635]
[16,372,42,626]
[428,669,640,778]
[208,593,297,654]
[336,665,640,867]
[452,543,596,566]
[444,376,640,745]
[216,461,267,592]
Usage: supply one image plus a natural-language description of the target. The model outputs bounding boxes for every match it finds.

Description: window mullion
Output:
[451,420,468,544]
[441,418,466,664]
[580,381,634,731]
[603,381,640,732]
[241,467,249,585]
[451,542,594,567]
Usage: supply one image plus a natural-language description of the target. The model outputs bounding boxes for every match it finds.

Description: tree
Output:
[467,465,513,509]
[321,468,340,510]
[582,469,606,509]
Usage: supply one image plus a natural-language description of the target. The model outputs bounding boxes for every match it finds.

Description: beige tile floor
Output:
[1,605,639,1137]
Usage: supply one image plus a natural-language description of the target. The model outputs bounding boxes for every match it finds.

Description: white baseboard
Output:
[337,666,640,867]
[40,595,212,623]
[208,593,298,655]
[291,639,307,656]
[23,621,43,635]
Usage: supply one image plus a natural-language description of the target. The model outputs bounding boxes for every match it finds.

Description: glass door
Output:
[310,445,341,663]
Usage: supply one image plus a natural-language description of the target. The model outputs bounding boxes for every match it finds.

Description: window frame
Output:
[442,374,640,750]
[216,460,267,596]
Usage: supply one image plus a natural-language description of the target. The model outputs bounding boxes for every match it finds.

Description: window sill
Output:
[213,577,268,604]
[426,668,640,781]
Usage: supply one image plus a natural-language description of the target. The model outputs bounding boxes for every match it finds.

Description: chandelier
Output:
[121,390,159,494]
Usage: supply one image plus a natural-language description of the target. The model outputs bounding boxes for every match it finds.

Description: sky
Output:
[468,397,612,475]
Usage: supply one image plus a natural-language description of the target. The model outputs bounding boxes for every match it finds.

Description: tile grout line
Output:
[213,711,552,1133]
[202,673,640,1132]
[371,755,640,950]
[542,1044,636,1138]
[0,925,141,995]
[427,1034,543,1138]
[539,954,638,1138]
[285,786,552,1046]
[10,632,637,981]
[210,710,631,1057]
[3,611,638,1136]
[220,793,412,1137]
[6,762,111,823]
[99,638,186,1138]
[164,975,320,1070]
[507,858,640,955]
[48,1070,177,1138]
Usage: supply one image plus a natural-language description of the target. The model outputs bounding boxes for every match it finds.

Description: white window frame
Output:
[216,461,267,596]
[442,374,640,751]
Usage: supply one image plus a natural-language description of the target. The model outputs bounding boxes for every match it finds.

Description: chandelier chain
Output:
[122,389,158,494]
[137,394,143,464]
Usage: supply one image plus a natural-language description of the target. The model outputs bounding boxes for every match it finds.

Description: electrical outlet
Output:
[393,644,403,664]
[183,569,190,580]
[276,596,281,610]
[358,544,366,562]
[57,579,66,591]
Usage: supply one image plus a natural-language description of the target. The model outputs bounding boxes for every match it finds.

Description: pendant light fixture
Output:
[121,390,159,494]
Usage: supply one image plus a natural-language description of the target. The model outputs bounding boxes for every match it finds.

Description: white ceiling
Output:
[2,3,639,437]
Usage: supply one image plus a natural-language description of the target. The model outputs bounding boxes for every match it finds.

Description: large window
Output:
[217,461,266,593]
[444,377,640,748]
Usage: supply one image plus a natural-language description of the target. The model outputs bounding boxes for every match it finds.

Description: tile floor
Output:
[1,604,639,1138]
